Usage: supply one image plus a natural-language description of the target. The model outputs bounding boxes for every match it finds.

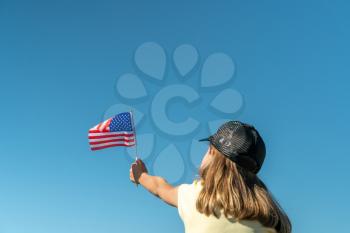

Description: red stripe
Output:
[89,129,110,133]
[89,138,135,145]
[99,118,112,131]
[88,133,134,139]
[91,143,135,151]
[96,122,102,129]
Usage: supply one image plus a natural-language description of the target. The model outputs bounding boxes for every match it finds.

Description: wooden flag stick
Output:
[130,109,138,159]
[130,109,139,187]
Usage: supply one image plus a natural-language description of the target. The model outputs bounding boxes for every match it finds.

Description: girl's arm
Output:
[130,159,178,207]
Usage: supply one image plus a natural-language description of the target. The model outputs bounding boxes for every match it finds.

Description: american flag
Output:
[88,112,136,151]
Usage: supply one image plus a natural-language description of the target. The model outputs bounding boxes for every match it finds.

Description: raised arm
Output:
[130,159,178,207]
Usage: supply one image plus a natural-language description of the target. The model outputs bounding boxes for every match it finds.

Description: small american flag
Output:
[88,112,136,151]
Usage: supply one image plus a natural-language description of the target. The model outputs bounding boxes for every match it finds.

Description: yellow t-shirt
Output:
[177,180,277,233]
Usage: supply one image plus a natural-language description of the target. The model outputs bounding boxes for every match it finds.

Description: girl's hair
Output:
[196,144,291,233]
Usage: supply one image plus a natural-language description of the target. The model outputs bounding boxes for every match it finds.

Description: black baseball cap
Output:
[199,121,266,173]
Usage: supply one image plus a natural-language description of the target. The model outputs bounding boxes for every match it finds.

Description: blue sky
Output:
[1,0,350,233]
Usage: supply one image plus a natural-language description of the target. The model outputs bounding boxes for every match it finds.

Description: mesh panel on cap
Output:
[213,121,253,156]
[209,120,265,173]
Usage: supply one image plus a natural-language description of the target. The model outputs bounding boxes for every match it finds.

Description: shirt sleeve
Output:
[177,183,191,220]
[177,184,185,220]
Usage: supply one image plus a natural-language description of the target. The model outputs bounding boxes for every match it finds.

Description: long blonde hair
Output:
[196,144,291,233]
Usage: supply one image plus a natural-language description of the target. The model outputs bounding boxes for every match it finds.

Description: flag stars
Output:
[110,112,133,132]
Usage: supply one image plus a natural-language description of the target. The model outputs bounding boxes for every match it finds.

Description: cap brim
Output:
[198,137,210,142]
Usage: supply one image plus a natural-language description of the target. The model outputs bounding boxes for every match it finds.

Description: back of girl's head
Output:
[196,144,292,233]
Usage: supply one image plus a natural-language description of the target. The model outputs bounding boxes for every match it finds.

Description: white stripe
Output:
[89,136,135,142]
[93,123,102,131]
[88,131,134,136]
[91,124,99,130]
[98,119,109,131]
[90,141,135,148]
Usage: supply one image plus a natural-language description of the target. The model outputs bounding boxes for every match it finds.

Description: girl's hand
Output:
[130,159,148,184]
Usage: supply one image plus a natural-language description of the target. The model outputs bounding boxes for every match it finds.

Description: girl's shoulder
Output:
[178,180,202,220]
[178,179,203,204]
[179,179,203,192]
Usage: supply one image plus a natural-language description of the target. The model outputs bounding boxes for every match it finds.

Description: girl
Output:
[130,121,291,233]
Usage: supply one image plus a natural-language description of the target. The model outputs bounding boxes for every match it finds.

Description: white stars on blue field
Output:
[110,112,133,132]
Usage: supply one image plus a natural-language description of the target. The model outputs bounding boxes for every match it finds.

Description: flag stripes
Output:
[88,112,136,151]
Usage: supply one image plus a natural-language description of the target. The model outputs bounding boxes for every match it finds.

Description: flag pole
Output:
[130,109,139,187]
[130,109,138,160]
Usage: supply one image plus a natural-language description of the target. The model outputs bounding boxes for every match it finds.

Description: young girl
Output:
[130,121,291,233]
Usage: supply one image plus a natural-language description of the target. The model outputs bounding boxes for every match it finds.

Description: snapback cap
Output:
[199,121,266,173]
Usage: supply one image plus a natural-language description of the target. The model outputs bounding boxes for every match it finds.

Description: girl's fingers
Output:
[130,160,146,185]
[132,162,144,174]
[131,163,140,184]
[131,163,137,170]
[130,170,136,183]
[135,159,147,173]
[136,159,142,167]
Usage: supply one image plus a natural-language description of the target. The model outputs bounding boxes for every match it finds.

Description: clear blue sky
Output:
[1,0,349,233]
